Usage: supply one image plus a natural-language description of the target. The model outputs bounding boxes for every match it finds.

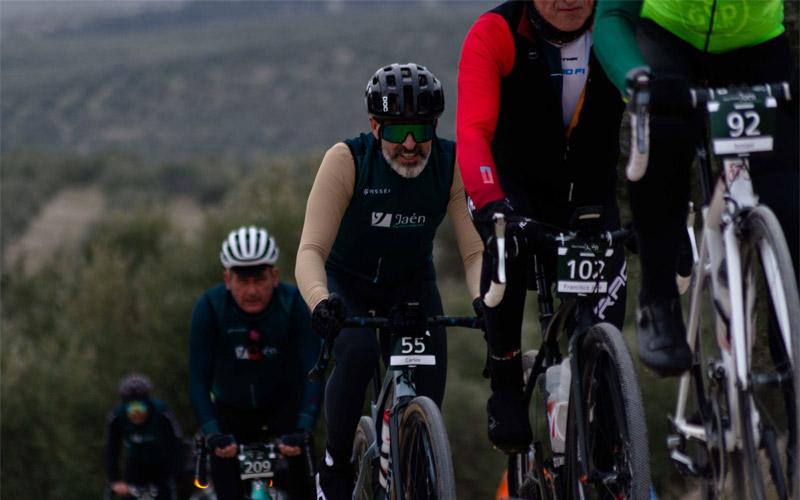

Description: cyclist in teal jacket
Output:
[594,0,798,376]
[189,226,322,499]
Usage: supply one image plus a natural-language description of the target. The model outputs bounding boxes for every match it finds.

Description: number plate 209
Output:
[556,243,612,295]
[390,332,435,369]
[239,450,274,479]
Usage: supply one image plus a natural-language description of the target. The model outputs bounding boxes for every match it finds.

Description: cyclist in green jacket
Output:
[189,226,322,499]
[594,0,798,376]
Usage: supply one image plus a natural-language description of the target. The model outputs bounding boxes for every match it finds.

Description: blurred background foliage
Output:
[1,1,797,499]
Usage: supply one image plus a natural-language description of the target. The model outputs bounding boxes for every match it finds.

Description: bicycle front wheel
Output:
[352,415,377,500]
[737,205,800,500]
[565,323,651,500]
[397,396,456,500]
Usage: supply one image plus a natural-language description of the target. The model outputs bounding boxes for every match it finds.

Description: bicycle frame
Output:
[490,214,633,493]
[351,354,417,500]
[518,252,610,485]
[670,85,795,462]
[345,314,481,500]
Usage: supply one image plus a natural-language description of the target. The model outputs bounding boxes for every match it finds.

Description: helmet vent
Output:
[403,85,414,114]
[387,93,399,114]
[419,74,428,87]
[386,75,396,87]
[401,67,411,79]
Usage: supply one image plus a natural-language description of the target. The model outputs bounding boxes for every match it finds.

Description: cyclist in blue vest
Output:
[189,226,322,499]
[105,373,182,500]
[296,63,483,499]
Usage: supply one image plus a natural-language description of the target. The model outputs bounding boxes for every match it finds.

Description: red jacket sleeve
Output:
[456,12,515,211]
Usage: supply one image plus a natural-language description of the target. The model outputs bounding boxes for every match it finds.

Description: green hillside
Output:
[2,1,494,162]
[1,1,798,499]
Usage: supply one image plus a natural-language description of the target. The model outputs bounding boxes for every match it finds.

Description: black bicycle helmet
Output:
[118,373,153,401]
[528,1,595,45]
[366,63,444,121]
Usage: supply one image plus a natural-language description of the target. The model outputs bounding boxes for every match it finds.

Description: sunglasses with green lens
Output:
[126,400,148,415]
[380,122,435,144]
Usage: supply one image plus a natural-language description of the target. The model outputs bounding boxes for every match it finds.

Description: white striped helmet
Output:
[220,226,279,269]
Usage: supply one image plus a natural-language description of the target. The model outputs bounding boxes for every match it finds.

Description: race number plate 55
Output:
[708,88,777,156]
[239,449,274,480]
[390,331,435,368]
[557,243,612,295]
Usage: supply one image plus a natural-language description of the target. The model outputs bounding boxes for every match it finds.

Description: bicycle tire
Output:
[352,415,377,500]
[565,322,651,500]
[397,396,456,500]
[508,349,562,500]
[737,205,800,500]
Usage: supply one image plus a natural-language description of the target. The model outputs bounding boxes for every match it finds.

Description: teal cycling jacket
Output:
[189,283,321,434]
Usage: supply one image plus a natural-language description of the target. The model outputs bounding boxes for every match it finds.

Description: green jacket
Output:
[595,0,785,91]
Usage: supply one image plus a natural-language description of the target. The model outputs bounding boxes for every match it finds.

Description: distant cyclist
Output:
[457,0,627,453]
[594,0,799,376]
[105,373,182,500]
[189,226,321,499]
[296,63,483,499]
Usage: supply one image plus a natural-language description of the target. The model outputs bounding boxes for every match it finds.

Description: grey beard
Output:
[382,149,429,179]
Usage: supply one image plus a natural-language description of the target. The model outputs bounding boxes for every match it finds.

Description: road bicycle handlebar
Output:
[484,213,633,307]
[627,80,792,181]
[308,313,484,380]
[689,82,791,108]
[193,434,309,490]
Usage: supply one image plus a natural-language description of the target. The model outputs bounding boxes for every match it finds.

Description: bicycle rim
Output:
[738,206,800,500]
[352,415,377,500]
[398,396,456,500]
[566,323,651,500]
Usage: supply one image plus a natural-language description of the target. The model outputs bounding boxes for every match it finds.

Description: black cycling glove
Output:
[474,198,526,259]
[206,432,236,451]
[626,68,691,116]
[279,430,311,448]
[311,293,346,339]
[472,297,485,319]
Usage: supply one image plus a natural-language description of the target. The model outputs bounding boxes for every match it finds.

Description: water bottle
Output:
[545,358,571,455]
[379,409,391,489]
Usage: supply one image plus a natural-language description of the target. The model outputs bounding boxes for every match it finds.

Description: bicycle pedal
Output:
[666,434,683,451]
[669,449,702,477]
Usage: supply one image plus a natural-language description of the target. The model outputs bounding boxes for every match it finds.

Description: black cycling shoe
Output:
[316,460,352,500]
[487,388,533,453]
[637,297,692,377]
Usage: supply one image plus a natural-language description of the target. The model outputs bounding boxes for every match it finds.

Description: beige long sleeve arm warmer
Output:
[448,165,483,300]
[296,144,484,310]
[295,143,354,311]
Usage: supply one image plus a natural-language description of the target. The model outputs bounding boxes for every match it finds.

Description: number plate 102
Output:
[556,244,613,295]
[390,332,435,369]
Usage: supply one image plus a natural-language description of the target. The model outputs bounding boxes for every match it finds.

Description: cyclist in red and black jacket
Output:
[457,0,626,453]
